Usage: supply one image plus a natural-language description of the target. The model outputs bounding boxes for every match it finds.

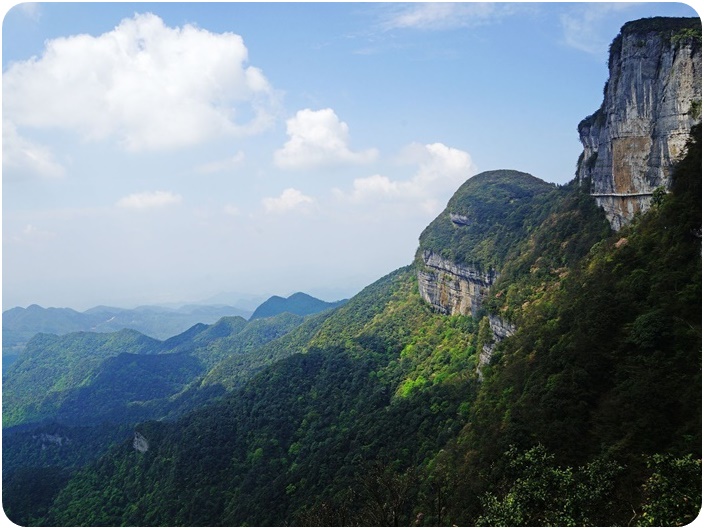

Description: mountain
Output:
[3,303,252,342]
[2,312,320,430]
[33,125,701,524]
[3,17,700,527]
[249,292,347,320]
[2,303,253,373]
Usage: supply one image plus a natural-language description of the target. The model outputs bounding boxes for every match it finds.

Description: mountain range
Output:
[2,17,701,527]
[2,293,344,373]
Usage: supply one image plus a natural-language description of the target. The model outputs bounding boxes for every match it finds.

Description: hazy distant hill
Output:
[2,312,310,430]
[1,303,253,373]
[249,292,346,320]
[4,303,252,341]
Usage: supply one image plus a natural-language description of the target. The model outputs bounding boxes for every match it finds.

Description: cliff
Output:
[415,18,702,352]
[577,17,702,230]
[415,169,555,318]
[417,250,496,316]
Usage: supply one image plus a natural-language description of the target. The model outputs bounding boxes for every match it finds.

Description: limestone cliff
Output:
[577,17,702,230]
[417,250,496,317]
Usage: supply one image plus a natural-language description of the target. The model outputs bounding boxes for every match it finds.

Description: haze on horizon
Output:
[2,2,699,312]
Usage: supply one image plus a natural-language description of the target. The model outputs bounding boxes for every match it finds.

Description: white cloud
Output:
[274,108,378,170]
[196,152,246,174]
[3,13,277,151]
[380,2,516,31]
[116,190,183,209]
[340,142,475,209]
[262,188,315,214]
[2,120,66,178]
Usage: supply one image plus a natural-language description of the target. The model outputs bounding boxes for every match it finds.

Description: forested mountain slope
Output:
[2,303,253,373]
[24,121,700,526]
[3,310,322,430]
[3,16,701,527]
[2,303,252,344]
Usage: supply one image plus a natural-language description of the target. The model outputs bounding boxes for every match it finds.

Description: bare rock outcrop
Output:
[133,431,149,453]
[417,250,496,317]
[577,17,702,230]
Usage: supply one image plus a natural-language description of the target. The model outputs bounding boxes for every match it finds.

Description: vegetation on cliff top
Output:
[416,169,557,274]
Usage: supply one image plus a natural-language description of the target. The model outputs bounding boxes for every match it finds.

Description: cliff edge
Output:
[577,17,702,230]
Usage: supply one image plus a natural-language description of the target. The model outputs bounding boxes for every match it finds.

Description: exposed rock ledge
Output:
[133,432,149,453]
[478,315,517,376]
[417,250,496,317]
[417,251,516,378]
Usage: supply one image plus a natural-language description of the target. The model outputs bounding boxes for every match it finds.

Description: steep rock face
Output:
[577,17,702,230]
[477,315,517,378]
[417,250,496,317]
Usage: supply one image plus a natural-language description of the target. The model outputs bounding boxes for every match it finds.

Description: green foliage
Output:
[477,445,623,527]
[620,16,701,36]
[2,311,314,428]
[3,329,161,427]
[650,186,667,207]
[417,170,557,274]
[435,124,702,526]
[2,466,72,526]
[636,454,701,526]
[36,269,479,526]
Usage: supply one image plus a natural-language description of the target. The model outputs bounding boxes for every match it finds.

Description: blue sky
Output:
[2,2,699,311]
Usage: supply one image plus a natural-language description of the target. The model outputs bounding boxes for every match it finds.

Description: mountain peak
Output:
[249,292,346,321]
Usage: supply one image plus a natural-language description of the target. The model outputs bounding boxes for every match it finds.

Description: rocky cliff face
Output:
[577,17,702,230]
[417,250,496,317]
[477,315,517,378]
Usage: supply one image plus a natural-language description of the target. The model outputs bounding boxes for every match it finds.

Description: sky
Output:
[2,1,699,311]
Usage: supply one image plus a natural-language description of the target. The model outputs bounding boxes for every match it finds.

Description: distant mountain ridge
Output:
[1,303,254,374]
[3,303,250,344]
[249,292,347,320]
[2,311,312,429]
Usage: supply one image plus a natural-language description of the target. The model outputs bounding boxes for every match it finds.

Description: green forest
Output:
[2,17,701,527]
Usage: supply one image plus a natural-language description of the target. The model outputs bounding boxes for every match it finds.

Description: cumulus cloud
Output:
[9,223,57,245]
[274,108,378,170]
[223,204,241,216]
[116,190,183,209]
[3,13,277,151]
[2,120,66,178]
[262,188,315,214]
[340,142,475,209]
